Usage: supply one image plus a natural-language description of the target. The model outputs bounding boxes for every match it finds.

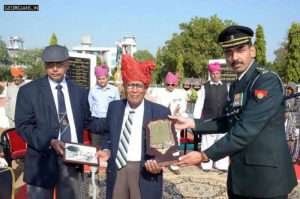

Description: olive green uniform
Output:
[195,61,297,198]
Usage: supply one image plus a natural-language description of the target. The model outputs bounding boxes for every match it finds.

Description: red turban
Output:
[121,54,155,87]
[11,67,24,77]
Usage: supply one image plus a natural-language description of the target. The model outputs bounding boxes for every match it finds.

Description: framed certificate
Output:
[145,118,180,167]
[63,142,99,166]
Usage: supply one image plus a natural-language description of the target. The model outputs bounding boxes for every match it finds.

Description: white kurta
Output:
[193,80,229,171]
[152,88,187,117]
[152,88,187,171]
[5,81,25,128]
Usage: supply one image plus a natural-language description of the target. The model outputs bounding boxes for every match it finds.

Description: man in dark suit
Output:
[96,54,171,199]
[15,44,105,199]
[170,25,297,199]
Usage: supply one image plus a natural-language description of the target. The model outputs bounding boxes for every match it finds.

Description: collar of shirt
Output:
[125,99,145,117]
[209,80,223,85]
[48,76,67,90]
[237,59,254,81]
[96,83,112,91]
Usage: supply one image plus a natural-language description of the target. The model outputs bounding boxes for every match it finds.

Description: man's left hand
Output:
[173,151,203,167]
[144,160,166,174]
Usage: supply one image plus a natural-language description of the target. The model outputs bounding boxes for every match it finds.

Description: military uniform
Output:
[195,61,297,198]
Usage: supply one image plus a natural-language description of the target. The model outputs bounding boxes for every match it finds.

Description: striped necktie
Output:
[56,84,71,142]
[116,110,135,169]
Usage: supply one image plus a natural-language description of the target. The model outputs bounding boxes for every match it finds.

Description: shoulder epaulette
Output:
[255,66,269,75]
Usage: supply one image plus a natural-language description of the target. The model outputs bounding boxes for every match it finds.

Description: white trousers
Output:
[201,133,229,170]
[170,130,181,171]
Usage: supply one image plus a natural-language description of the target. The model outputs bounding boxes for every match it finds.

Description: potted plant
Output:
[186,89,198,113]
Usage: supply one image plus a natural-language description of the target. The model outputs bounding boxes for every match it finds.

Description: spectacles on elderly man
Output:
[125,83,145,90]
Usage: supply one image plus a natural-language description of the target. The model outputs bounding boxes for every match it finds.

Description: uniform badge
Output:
[233,93,243,107]
[254,90,267,102]
[63,119,68,125]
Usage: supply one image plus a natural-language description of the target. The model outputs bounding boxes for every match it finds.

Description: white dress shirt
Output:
[48,77,78,143]
[122,100,144,161]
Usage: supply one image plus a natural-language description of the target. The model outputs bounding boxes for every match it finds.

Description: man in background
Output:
[88,64,120,148]
[193,62,229,173]
[5,66,25,128]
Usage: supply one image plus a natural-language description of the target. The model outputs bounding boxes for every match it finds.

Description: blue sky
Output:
[0,0,299,62]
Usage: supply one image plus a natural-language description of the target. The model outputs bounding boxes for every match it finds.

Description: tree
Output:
[254,24,267,66]
[0,37,12,66]
[270,42,287,78]
[283,23,300,83]
[0,66,12,82]
[49,33,58,45]
[159,15,236,80]
[15,48,46,79]
[133,50,155,63]
[176,53,184,86]
[151,47,164,85]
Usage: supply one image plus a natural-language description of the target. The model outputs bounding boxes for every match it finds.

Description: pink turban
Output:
[208,62,221,73]
[165,72,181,86]
[121,54,155,87]
[94,64,108,78]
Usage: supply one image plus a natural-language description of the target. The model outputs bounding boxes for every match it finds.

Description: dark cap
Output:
[218,25,254,49]
[41,44,69,62]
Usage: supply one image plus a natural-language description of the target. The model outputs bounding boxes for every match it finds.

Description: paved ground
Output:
[82,166,300,199]
[10,157,300,199]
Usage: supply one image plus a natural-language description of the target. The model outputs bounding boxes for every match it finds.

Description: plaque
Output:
[63,142,99,166]
[145,118,180,167]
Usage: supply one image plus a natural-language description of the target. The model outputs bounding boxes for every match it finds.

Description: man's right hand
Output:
[168,115,195,130]
[50,139,65,156]
[95,150,110,163]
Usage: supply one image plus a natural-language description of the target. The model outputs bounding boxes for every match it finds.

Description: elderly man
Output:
[88,64,120,148]
[5,66,25,128]
[15,44,105,199]
[96,54,170,199]
[193,62,229,172]
[170,25,297,199]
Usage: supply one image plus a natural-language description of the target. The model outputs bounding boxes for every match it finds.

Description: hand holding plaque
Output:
[145,118,180,167]
[64,142,99,166]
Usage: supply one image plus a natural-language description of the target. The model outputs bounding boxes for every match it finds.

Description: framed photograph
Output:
[63,142,99,166]
[145,118,180,167]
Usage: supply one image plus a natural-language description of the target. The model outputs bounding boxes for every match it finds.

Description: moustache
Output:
[231,61,244,67]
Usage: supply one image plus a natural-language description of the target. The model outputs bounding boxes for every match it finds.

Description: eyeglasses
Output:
[166,83,175,87]
[125,83,145,90]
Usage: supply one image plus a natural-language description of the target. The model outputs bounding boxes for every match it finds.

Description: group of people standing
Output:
[285,82,300,164]
[6,24,297,199]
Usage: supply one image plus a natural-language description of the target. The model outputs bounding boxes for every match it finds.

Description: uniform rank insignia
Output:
[233,93,243,107]
[254,90,267,102]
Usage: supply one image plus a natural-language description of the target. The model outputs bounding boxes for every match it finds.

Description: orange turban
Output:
[11,67,24,77]
[121,54,155,87]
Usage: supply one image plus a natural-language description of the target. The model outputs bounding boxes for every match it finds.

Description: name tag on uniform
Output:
[233,93,243,107]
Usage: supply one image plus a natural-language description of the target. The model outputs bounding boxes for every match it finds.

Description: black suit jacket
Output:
[15,76,105,188]
[195,62,297,198]
[102,99,171,199]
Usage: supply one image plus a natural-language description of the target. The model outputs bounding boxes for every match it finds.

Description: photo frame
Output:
[63,142,99,166]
